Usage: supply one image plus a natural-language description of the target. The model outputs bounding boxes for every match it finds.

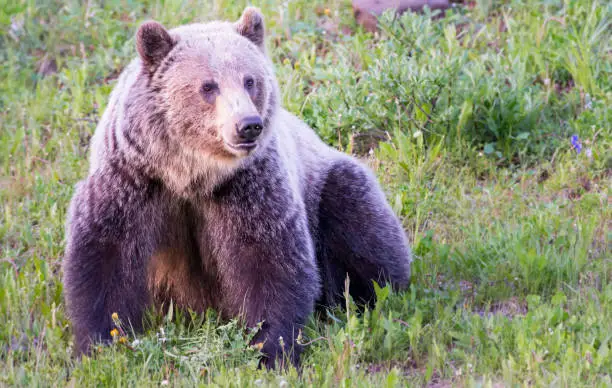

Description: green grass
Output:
[0,0,610,386]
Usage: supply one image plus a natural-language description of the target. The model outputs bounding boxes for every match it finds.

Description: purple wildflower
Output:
[571,135,582,153]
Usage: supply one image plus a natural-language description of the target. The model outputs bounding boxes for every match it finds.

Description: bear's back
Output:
[88,60,142,174]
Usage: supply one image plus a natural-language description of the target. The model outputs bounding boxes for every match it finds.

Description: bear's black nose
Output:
[236,116,263,142]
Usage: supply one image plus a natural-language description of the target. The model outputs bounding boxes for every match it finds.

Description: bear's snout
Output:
[236,115,263,142]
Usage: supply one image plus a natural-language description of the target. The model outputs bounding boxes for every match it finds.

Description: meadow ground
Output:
[0,0,610,386]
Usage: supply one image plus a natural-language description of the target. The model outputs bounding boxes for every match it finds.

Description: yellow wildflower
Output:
[252,342,264,350]
[118,336,128,344]
[324,8,331,16]
[111,312,119,321]
[110,328,119,338]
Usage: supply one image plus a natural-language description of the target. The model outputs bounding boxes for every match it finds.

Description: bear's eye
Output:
[244,77,255,91]
[201,81,218,95]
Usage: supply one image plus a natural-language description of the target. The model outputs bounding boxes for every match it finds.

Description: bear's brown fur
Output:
[63,7,412,368]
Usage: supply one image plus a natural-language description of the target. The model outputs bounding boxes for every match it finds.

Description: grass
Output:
[0,0,610,386]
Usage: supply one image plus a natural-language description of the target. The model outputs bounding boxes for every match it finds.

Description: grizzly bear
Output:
[63,7,412,368]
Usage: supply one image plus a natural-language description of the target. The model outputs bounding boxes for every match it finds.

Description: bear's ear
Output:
[136,21,174,70]
[234,7,266,53]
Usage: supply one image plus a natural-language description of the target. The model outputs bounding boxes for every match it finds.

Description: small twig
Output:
[299,336,328,346]
[591,127,604,143]
[33,156,50,165]
[405,93,435,125]
[120,342,135,351]
[393,318,411,327]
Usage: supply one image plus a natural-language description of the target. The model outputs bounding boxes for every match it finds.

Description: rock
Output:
[353,0,451,31]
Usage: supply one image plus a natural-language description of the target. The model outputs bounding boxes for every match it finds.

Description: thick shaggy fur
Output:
[63,7,412,368]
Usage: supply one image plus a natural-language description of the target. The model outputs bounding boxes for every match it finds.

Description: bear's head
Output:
[135,7,279,162]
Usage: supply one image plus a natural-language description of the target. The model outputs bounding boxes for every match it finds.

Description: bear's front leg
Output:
[63,169,163,354]
[207,170,320,368]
